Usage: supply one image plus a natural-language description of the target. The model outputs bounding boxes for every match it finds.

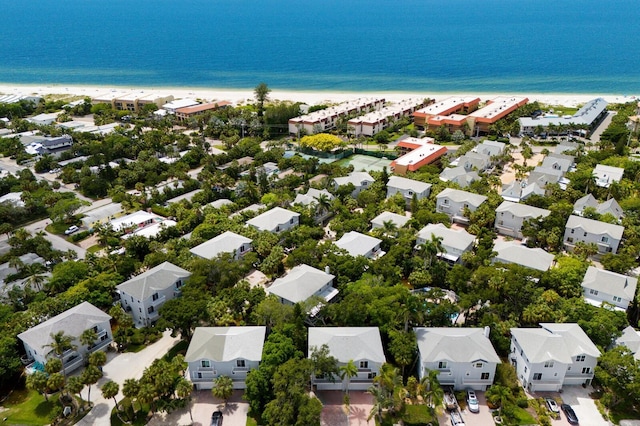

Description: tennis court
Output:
[340,154,393,172]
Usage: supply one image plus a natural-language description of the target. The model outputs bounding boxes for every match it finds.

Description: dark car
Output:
[561,403,579,424]
[211,410,223,426]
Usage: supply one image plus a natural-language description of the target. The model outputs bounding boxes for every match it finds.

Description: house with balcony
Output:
[436,188,487,225]
[386,176,432,204]
[309,327,386,391]
[510,323,600,392]
[117,262,191,328]
[371,211,410,231]
[18,302,112,375]
[501,181,545,203]
[185,326,266,390]
[333,172,375,198]
[246,207,300,234]
[593,164,624,188]
[415,327,501,391]
[267,264,338,310]
[495,201,551,239]
[563,215,624,256]
[416,223,475,264]
[293,188,334,223]
[190,231,252,261]
[334,231,385,259]
[439,166,480,188]
[493,240,555,272]
[581,266,637,311]
[573,194,623,221]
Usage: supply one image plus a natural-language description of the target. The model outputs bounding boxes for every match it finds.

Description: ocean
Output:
[1,0,639,94]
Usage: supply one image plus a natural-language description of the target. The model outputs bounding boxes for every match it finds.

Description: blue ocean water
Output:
[1,0,639,94]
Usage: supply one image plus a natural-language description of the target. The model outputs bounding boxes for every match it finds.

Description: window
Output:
[359,361,369,369]
[147,306,154,314]
[590,289,599,296]
[197,372,202,379]
[368,372,377,379]
[290,218,294,224]
[544,361,554,368]
[408,191,414,196]
[152,293,159,301]
[499,220,504,226]
[582,367,591,374]
[583,232,587,237]
[533,373,542,380]
[176,280,184,289]
[443,199,449,205]
[438,361,448,369]
[474,362,483,368]
[576,355,585,362]
[571,229,575,234]
[613,296,622,303]
[601,236,609,243]
[524,366,528,373]
[201,360,210,368]
[481,373,490,380]
[237,360,246,368]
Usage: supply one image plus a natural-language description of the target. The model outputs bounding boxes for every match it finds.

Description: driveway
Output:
[533,386,610,426]
[75,330,180,426]
[438,391,495,426]
[149,389,248,426]
[315,391,374,426]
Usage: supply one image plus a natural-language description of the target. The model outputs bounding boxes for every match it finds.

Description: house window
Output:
[237,360,246,368]
[201,360,210,368]
[590,289,599,296]
[481,373,490,380]
[533,373,542,381]
[601,236,609,243]
[438,361,448,369]
[152,293,159,301]
[544,361,554,368]
[368,372,377,379]
[474,362,483,368]
[290,218,294,224]
[147,306,154,314]
[567,237,574,243]
[443,199,449,205]
[359,361,369,369]
[583,232,587,237]
[197,372,202,379]
[464,204,469,209]
[408,191,414,196]
[498,220,504,226]
[576,355,585,362]
[582,367,591,374]
[176,280,184,289]
[613,296,622,303]
[524,367,527,373]
[571,229,575,234]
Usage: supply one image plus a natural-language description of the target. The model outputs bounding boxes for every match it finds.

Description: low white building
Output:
[493,240,555,272]
[615,326,640,361]
[510,323,600,392]
[495,201,551,239]
[246,207,300,233]
[439,166,480,188]
[371,211,410,230]
[581,266,637,311]
[267,264,338,308]
[593,164,624,188]
[190,231,252,261]
[185,326,266,390]
[436,188,487,224]
[386,176,432,203]
[416,223,475,264]
[334,231,385,259]
[333,172,375,198]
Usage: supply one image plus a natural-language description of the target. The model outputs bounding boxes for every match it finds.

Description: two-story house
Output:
[293,188,335,223]
[510,323,600,392]
[439,166,480,188]
[371,211,410,231]
[495,201,551,239]
[185,326,266,390]
[416,223,475,264]
[246,207,300,234]
[190,231,252,261]
[501,181,545,203]
[333,172,375,198]
[581,266,637,311]
[593,164,624,188]
[334,231,385,259]
[573,194,623,221]
[563,215,624,255]
[309,327,386,391]
[615,326,640,361]
[18,302,112,375]
[386,176,432,205]
[267,264,338,309]
[117,262,191,328]
[493,240,555,272]
[415,327,500,391]
[436,188,487,224]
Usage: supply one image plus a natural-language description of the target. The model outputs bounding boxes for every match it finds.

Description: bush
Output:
[70,230,91,242]
[129,330,145,345]
[516,396,529,408]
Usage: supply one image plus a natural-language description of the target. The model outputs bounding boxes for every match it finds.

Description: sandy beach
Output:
[0,83,637,108]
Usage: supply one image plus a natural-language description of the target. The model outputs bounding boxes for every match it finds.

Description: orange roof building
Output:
[391,137,448,175]
[175,101,231,121]
[467,96,528,133]
[412,97,480,128]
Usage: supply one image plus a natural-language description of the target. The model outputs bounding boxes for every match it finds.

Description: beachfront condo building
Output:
[347,98,428,137]
[92,91,174,113]
[467,96,529,134]
[519,98,608,137]
[412,96,481,129]
[288,98,385,136]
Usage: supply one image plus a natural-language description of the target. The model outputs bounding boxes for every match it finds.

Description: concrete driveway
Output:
[438,391,496,426]
[149,389,248,426]
[555,386,610,426]
[316,390,374,426]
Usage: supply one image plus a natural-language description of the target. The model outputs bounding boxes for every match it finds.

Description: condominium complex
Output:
[347,98,427,137]
[288,98,385,135]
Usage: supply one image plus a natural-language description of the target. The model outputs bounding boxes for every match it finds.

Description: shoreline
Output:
[0,82,637,108]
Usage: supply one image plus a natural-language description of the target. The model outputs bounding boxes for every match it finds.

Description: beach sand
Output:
[0,83,637,108]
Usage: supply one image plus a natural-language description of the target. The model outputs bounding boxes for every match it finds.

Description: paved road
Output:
[22,219,87,260]
[75,331,180,426]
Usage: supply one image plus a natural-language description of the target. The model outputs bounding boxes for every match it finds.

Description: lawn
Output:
[378,405,435,426]
[45,221,71,235]
[87,244,102,254]
[164,340,188,360]
[1,388,56,425]
[513,406,537,424]
[110,398,150,426]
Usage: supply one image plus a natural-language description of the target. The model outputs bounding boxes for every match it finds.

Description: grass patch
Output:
[1,388,56,425]
[110,397,150,426]
[164,340,188,360]
[46,221,71,235]
[401,405,435,425]
[513,406,537,424]
[246,415,259,426]
[87,245,102,254]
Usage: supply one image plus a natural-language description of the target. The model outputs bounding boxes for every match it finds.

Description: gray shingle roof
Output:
[334,231,382,257]
[246,207,300,232]
[268,264,335,304]
[415,327,501,364]
[616,326,640,361]
[496,201,551,219]
[190,231,252,260]
[511,323,600,363]
[18,302,111,356]
[418,223,475,252]
[565,215,624,239]
[582,266,637,300]
[294,188,334,206]
[333,172,375,187]
[116,261,191,300]
[436,188,487,208]
[308,327,386,363]
[387,176,431,193]
[493,240,555,272]
[185,326,266,362]
[541,323,601,358]
[371,211,410,228]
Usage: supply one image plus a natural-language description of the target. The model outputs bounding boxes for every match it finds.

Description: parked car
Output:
[64,225,79,235]
[546,398,560,414]
[466,390,479,413]
[561,403,579,424]
[211,410,223,426]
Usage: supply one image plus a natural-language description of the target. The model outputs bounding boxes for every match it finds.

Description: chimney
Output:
[324,265,330,275]
[483,326,491,339]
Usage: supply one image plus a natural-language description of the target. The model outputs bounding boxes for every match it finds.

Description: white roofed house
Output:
[293,188,334,223]
[371,211,410,231]
[333,171,375,198]
[334,231,385,259]
[494,201,551,239]
[309,327,386,391]
[436,188,487,225]
[190,231,252,261]
[185,326,266,390]
[18,302,112,375]
[615,327,640,361]
[581,266,637,311]
[439,166,480,188]
[493,240,555,272]
[267,264,338,312]
[563,215,624,256]
[573,194,623,221]
[416,223,475,265]
[510,323,600,392]
[246,207,300,233]
[116,262,191,328]
[593,164,624,188]
[386,175,432,204]
[501,181,545,203]
[415,327,501,391]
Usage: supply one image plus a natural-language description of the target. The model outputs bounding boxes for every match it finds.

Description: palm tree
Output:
[101,380,120,411]
[381,220,398,237]
[82,365,103,404]
[122,378,141,416]
[417,235,444,268]
[67,376,85,402]
[26,371,49,401]
[418,370,444,418]
[367,384,390,424]
[137,382,156,413]
[339,360,359,396]
[486,385,511,417]
[212,375,234,406]
[80,328,98,351]
[175,378,194,422]
[45,331,76,380]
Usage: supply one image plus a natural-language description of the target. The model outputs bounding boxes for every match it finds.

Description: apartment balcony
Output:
[150,295,166,308]
[232,367,250,375]
[89,336,113,353]
[190,370,218,382]
[147,310,160,321]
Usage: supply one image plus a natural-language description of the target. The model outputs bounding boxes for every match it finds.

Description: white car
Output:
[546,398,560,414]
[467,390,479,413]
[64,225,79,235]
